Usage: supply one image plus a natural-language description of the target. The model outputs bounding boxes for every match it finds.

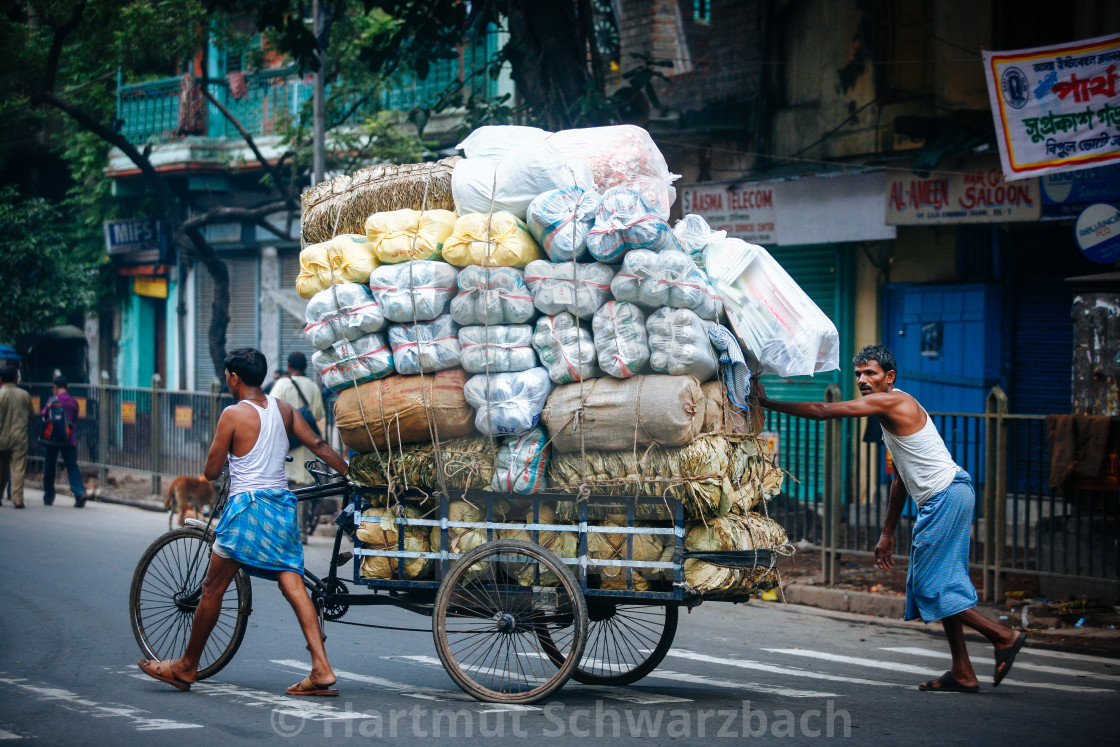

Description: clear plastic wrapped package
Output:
[388,314,462,375]
[526,186,601,262]
[451,144,595,220]
[610,248,722,320]
[646,307,718,382]
[449,266,536,326]
[368,260,459,323]
[673,214,726,269]
[296,234,379,299]
[456,125,551,159]
[491,427,550,494]
[364,208,458,263]
[532,312,601,384]
[586,187,680,262]
[459,325,538,374]
[304,283,387,350]
[523,260,614,318]
[591,301,649,378]
[463,367,553,437]
[312,333,394,392]
[441,212,542,268]
[705,238,840,377]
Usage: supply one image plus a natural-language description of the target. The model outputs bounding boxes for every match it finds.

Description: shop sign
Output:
[1074,202,1120,263]
[983,32,1120,181]
[104,218,168,264]
[174,405,194,429]
[680,183,777,244]
[886,158,1041,224]
[133,276,168,299]
[1041,163,1120,216]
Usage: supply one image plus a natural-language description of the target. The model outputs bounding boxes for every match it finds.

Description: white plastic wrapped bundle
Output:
[312,333,394,392]
[463,368,553,437]
[388,314,462,375]
[304,283,387,351]
[449,266,536,326]
[610,249,722,320]
[491,427,550,494]
[673,214,726,269]
[368,260,459,323]
[459,325,537,374]
[532,312,600,384]
[523,260,614,319]
[646,307,718,382]
[526,186,601,262]
[586,187,680,262]
[547,125,680,218]
[705,238,840,377]
[457,125,550,159]
[591,301,649,378]
[451,144,595,220]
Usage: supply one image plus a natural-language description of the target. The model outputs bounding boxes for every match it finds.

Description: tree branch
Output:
[181,200,293,234]
[42,0,88,94]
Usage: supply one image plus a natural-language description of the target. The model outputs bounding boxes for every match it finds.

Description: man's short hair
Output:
[0,366,18,383]
[853,345,896,373]
[287,351,307,374]
[53,375,69,389]
[224,348,267,387]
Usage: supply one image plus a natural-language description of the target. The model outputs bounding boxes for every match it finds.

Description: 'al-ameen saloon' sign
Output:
[984,32,1120,181]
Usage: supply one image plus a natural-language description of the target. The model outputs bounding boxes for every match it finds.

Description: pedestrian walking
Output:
[271,352,325,542]
[757,344,1026,692]
[138,347,349,695]
[40,375,88,508]
[0,366,34,509]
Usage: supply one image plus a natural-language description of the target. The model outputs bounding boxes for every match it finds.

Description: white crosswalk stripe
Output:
[663,649,905,688]
[0,675,202,731]
[1005,647,1120,665]
[763,649,1116,694]
[0,729,23,741]
[882,647,1120,682]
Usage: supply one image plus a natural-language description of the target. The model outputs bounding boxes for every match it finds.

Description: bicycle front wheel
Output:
[129,527,252,680]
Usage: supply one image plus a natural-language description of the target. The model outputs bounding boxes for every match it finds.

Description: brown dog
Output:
[165,475,217,528]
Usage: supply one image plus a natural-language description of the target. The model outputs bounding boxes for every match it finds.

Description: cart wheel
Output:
[129,528,252,681]
[433,539,587,704]
[538,602,678,685]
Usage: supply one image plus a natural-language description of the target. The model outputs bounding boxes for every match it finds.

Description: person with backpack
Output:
[270,353,324,540]
[40,375,88,508]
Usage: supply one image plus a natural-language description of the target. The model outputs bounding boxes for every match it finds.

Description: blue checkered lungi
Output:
[904,470,978,623]
[213,488,303,579]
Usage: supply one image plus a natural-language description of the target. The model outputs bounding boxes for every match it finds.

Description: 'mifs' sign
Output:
[103,218,168,263]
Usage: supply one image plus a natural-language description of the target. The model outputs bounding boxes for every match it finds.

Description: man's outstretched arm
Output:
[286,399,348,476]
[203,409,236,481]
[756,380,895,421]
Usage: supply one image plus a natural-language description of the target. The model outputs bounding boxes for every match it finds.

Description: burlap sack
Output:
[541,374,703,453]
[699,381,753,436]
[334,368,475,452]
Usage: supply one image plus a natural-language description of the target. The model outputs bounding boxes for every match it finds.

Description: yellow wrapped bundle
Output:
[296,234,379,299]
[499,503,578,585]
[365,209,458,263]
[586,514,667,591]
[357,505,431,580]
[441,212,542,268]
[429,499,514,581]
[683,512,788,595]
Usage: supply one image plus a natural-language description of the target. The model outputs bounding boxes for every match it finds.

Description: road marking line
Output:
[271,659,537,712]
[1010,648,1120,665]
[763,649,1115,694]
[0,729,23,740]
[663,650,902,688]
[0,676,201,731]
[882,647,1120,682]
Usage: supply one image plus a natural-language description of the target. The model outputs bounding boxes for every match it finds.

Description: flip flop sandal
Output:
[286,676,339,697]
[918,672,980,693]
[138,659,192,691]
[993,631,1027,687]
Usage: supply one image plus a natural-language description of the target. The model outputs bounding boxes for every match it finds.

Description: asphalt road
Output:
[1,498,1118,745]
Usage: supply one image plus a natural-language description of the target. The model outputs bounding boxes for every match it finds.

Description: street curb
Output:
[782,583,907,619]
[91,494,167,514]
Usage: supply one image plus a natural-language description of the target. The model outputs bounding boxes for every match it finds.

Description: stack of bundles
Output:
[491,427,550,494]
[586,514,669,591]
[357,504,432,580]
[672,214,725,270]
[463,368,552,437]
[591,301,649,378]
[458,325,537,373]
[296,234,379,299]
[532,313,600,384]
[451,142,595,219]
[441,213,541,268]
[301,157,458,245]
[586,187,680,262]
[524,260,614,318]
[647,308,718,381]
[334,369,474,452]
[368,260,458,322]
[389,315,461,375]
[312,334,394,392]
[348,436,497,492]
[450,266,535,325]
[431,500,516,580]
[304,283,386,350]
[498,503,578,585]
[683,513,789,595]
[611,249,722,320]
[365,209,458,263]
[526,186,600,262]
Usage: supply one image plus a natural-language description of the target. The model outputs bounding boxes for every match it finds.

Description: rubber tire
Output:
[129,527,252,681]
[433,539,587,704]
[538,603,678,685]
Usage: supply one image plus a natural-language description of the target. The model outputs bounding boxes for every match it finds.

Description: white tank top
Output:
[228,395,290,495]
[880,389,959,509]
